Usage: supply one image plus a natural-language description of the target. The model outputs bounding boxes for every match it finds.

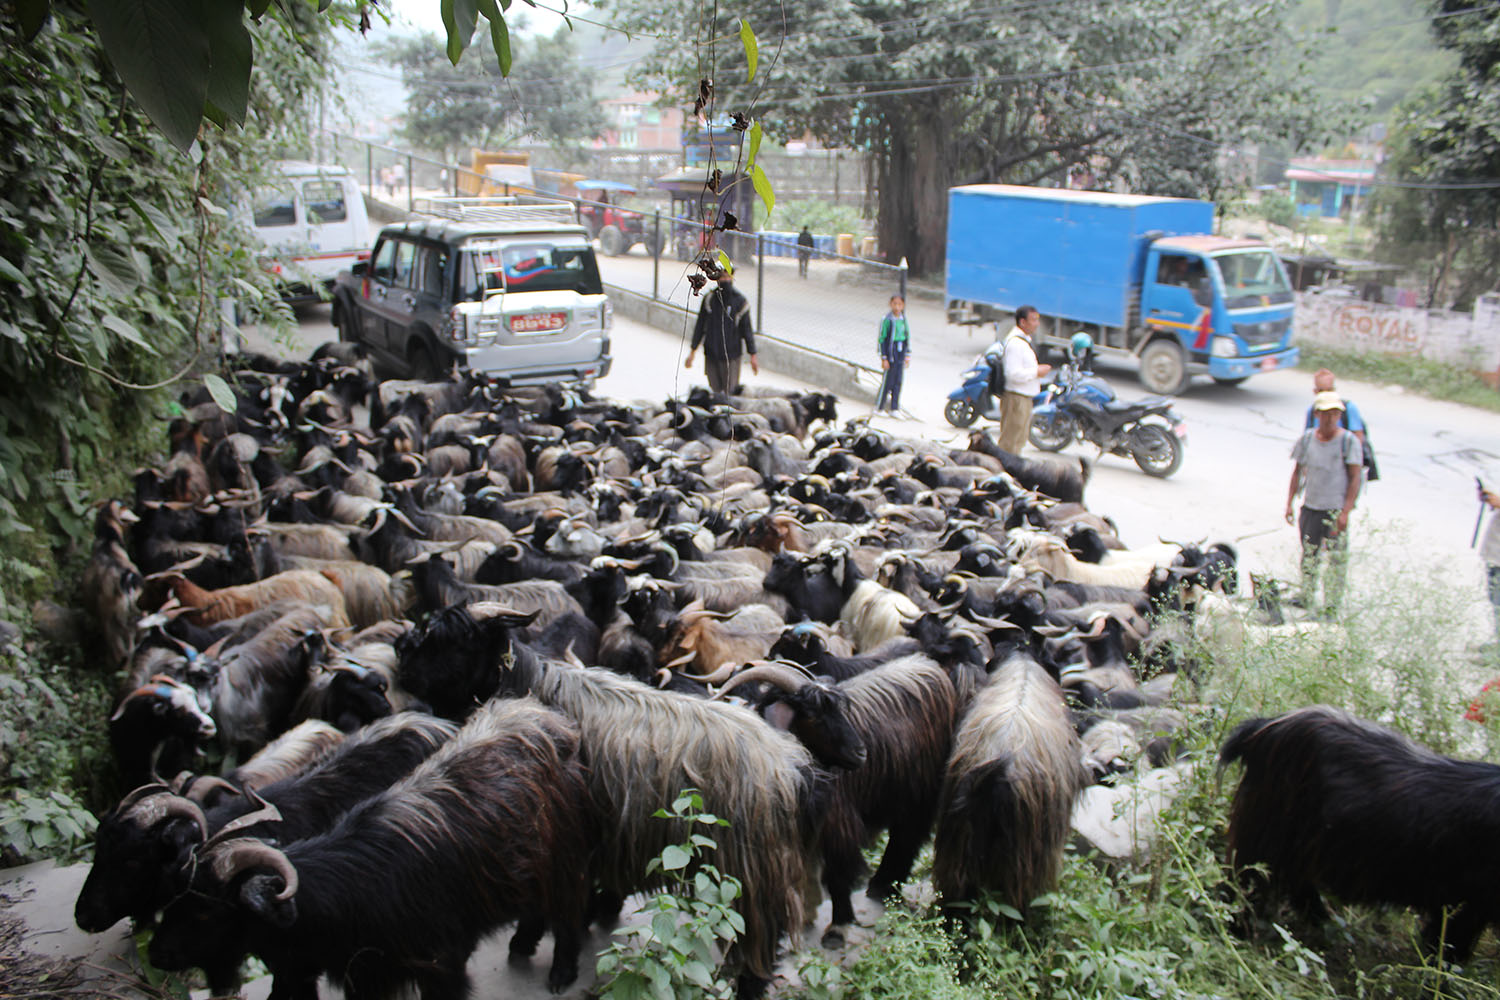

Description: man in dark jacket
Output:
[797,226,815,278]
[686,273,759,394]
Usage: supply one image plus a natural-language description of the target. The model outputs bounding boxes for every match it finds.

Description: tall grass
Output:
[1297,343,1500,414]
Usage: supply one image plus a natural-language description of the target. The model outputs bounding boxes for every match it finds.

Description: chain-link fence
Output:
[316,131,905,384]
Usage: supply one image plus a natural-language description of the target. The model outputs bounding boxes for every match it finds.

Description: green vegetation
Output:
[1297,343,1500,413]
[596,790,747,1000]
[762,200,869,240]
[1294,0,1454,121]
[781,557,1500,999]
[0,2,340,846]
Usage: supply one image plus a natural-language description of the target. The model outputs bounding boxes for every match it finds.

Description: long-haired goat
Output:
[1221,706,1500,961]
[146,699,593,997]
[933,652,1088,917]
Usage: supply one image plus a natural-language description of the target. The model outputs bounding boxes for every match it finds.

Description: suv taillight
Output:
[448,306,473,345]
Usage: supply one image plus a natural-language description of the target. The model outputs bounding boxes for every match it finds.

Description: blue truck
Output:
[944,185,1298,394]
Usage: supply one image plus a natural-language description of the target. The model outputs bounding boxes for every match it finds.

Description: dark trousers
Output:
[798,252,810,277]
[705,355,742,395]
[876,362,905,411]
[1298,506,1348,612]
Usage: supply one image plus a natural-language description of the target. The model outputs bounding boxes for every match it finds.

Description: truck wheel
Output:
[1212,376,1249,387]
[944,398,979,428]
[1139,339,1189,395]
[1131,424,1182,478]
[599,225,626,257]
[335,300,357,343]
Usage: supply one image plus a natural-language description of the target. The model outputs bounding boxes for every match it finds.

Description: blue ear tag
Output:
[155,684,174,699]
[183,647,198,662]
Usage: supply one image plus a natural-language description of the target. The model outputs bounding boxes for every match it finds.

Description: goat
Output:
[405,555,586,629]
[146,699,592,997]
[658,602,787,677]
[159,569,351,629]
[933,652,1089,917]
[206,606,334,756]
[226,720,345,793]
[400,605,843,996]
[1222,705,1500,962]
[765,543,921,652]
[108,675,217,790]
[75,711,456,940]
[1011,532,1160,590]
[724,656,958,947]
[81,500,143,670]
[966,430,1089,502]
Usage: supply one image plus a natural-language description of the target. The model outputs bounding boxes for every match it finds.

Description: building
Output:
[596,93,683,150]
[1285,158,1377,219]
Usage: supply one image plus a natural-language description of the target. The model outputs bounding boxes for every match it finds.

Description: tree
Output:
[1375,2,1500,309]
[387,27,608,160]
[600,0,1338,275]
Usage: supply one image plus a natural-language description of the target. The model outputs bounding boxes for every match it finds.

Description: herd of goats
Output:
[65,344,1500,999]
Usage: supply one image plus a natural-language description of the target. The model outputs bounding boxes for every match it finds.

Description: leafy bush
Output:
[1296,343,1500,414]
[1260,189,1297,229]
[763,199,869,239]
[595,789,747,1000]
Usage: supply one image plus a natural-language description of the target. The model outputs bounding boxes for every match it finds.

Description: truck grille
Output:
[1233,318,1289,350]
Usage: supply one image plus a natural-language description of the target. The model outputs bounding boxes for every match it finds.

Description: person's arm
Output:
[1485,489,1500,511]
[1286,463,1303,524]
[1333,434,1362,535]
[737,299,758,374]
[877,317,890,368]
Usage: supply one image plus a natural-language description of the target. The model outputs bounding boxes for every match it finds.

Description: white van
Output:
[248,161,372,301]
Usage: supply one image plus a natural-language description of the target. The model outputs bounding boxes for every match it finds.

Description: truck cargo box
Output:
[946,186,1214,329]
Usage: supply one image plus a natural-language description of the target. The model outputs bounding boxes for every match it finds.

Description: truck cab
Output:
[1139,237,1298,391]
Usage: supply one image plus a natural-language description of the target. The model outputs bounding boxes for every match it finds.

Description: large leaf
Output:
[101,314,157,355]
[441,0,478,65]
[126,194,178,244]
[486,8,512,76]
[747,120,763,171]
[739,19,757,83]
[203,374,237,414]
[84,242,142,297]
[203,0,253,128]
[86,0,212,154]
[749,164,775,225]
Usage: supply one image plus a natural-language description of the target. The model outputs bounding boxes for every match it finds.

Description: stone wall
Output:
[1294,290,1500,380]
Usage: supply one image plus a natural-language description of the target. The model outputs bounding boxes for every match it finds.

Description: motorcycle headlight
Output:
[1211,336,1238,358]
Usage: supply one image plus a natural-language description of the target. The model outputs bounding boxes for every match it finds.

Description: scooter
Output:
[943,351,1006,428]
[1029,361,1187,478]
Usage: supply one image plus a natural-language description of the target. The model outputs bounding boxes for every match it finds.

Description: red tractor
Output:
[576,180,665,257]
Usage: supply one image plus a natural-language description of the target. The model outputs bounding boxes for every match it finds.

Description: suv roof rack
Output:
[415,196,578,225]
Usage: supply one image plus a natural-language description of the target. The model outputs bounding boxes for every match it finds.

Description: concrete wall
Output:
[606,284,879,402]
[1294,290,1500,381]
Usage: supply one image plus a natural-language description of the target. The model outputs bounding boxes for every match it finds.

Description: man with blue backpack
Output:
[1302,368,1378,481]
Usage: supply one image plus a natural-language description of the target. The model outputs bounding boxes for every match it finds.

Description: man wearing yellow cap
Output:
[1285,391,1364,615]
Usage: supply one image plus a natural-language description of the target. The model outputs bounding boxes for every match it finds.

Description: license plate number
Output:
[511,311,567,333]
[1260,356,1279,372]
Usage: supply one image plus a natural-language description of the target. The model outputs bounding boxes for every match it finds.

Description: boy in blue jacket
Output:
[876,294,911,413]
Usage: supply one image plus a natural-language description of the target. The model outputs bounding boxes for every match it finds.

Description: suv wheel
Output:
[335,300,357,342]
[408,342,441,382]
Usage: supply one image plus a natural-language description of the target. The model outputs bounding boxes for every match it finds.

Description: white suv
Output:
[332,199,612,385]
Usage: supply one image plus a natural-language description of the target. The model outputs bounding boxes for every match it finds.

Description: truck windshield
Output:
[455,241,602,301]
[1212,250,1293,308]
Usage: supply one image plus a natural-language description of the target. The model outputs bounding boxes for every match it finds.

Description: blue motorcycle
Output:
[1029,358,1186,478]
[942,352,1006,428]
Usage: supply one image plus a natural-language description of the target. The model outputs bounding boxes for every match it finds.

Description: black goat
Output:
[146,699,594,997]
[1222,706,1500,961]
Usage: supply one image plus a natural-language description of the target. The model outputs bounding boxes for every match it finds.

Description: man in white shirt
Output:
[997,305,1051,453]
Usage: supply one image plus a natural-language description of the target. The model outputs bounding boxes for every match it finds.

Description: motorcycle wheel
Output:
[944,398,979,428]
[1132,424,1183,478]
[1028,411,1075,452]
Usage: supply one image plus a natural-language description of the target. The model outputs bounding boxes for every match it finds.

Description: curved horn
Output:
[967,611,1016,631]
[121,791,207,839]
[183,775,242,805]
[205,787,284,848]
[208,838,299,900]
[711,661,817,701]
[115,781,172,812]
[695,661,742,686]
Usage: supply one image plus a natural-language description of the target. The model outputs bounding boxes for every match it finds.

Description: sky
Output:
[384,0,573,41]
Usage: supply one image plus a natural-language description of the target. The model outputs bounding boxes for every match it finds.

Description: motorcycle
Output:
[942,351,1006,428]
[1028,362,1187,478]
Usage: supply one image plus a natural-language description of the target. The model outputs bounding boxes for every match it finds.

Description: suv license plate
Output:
[511,312,567,333]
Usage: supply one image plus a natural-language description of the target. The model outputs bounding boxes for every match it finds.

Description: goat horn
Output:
[208,838,299,900]
[695,661,742,686]
[183,776,242,805]
[114,781,172,812]
[121,790,207,840]
[711,661,816,701]
[205,787,283,848]
[968,611,1016,631]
